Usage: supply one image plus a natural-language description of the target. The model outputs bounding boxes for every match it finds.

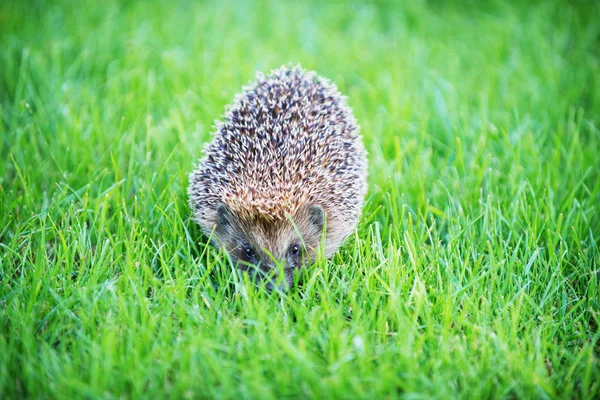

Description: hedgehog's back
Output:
[189,66,367,234]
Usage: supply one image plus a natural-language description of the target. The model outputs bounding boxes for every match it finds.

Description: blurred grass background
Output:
[1,0,599,398]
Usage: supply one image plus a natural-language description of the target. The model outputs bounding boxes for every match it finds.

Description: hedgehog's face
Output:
[213,204,325,287]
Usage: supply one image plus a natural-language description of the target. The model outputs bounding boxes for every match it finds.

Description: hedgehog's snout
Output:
[237,248,301,289]
[245,257,292,288]
[257,258,277,274]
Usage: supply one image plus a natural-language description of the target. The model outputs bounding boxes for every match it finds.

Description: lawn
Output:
[1,0,599,398]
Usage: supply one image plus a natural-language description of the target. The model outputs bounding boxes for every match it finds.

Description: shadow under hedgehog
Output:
[188,65,368,287]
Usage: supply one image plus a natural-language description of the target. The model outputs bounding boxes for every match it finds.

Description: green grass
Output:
[1,0,600,398]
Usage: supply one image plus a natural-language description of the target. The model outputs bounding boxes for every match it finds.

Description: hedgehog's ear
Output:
[216,204,235,233]
[307,205,325,232]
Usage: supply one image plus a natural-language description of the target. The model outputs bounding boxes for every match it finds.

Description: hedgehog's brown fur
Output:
[188,65,367,285]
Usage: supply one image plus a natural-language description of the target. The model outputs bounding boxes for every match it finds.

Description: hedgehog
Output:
[188,65,367,286]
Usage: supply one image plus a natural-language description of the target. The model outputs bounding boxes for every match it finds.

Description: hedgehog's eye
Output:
[289,244,300,257]
[244,246,256,260]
